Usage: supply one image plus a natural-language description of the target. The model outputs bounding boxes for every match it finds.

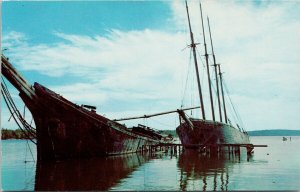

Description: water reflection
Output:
[35,153,151,191]
[178,150,245,191]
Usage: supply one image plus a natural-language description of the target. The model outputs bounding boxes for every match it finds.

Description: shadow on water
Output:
[34,153,151,191]
[177,149,250,191]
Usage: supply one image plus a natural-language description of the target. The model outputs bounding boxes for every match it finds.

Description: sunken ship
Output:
[176,1,251,149]
[1,55,168,161]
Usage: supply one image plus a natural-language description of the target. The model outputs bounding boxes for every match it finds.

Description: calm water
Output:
[1,136,300,191]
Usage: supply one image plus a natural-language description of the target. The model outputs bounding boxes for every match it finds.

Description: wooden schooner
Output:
[176,1,252,151]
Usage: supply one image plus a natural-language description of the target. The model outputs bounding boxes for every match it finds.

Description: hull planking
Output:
[176,119,250,148]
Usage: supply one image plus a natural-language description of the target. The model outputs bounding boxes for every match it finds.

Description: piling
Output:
[139,143,265,159]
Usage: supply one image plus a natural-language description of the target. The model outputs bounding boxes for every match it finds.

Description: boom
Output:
[114,106,200,121]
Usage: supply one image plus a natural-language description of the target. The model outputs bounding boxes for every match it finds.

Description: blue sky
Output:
[2,1,300,131]
[3,1,173,42]
[2,1,173,85]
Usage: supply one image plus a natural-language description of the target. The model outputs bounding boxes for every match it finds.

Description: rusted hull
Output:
[176,120,250,148]
[21,83,162,161]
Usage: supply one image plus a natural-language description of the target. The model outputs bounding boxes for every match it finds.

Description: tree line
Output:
[1,128,31,139]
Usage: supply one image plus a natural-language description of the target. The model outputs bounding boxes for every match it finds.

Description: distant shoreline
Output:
[2,128,300,140]
[247,129,300,136]
[1,129,33,140]
[159,129,300,137]
[160,129,300,137]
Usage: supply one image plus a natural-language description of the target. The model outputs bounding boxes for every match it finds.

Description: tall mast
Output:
[207,17,222,122]
[200,3,215,121]
[185,0,206,120]
[218,64,228,123]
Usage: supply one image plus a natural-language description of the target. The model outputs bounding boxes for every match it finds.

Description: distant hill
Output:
[159,129,300,137]
[248,129,300,136]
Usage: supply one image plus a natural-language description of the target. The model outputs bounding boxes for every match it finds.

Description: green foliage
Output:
[1,129,29,139]
[160,130,178,137]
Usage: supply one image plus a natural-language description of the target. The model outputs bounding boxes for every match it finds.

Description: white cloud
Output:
[2,1,300,131]
[2,29,191,129]
[170,0,300,130]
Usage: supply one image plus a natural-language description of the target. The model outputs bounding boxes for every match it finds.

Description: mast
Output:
[207,17,223,122]
[185,0,206,120]
[200,3,215,121]
[218,64,228,123]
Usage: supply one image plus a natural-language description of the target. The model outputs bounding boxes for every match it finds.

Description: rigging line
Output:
[1,78,36,133]
[25,139,35,163]
[210,75,217,94]
[2,84,26,127]
[23,105,26,120]
[223,81,245,130]
[194,47,206,88]
[23,105,35,163]
[222,90,239,128]
[181,48,193,107]
[1,83,36,136]
[222,79,245,130]
[1,89,37,144]
[2,86,36,138]
[208,56,215,67]
[229,107,239,129]
[209,76,219,114]
[8,111,16,121]
[191,73,194,116]
[24,139,28,162]
[209,79,219,112]
[198,49,215,85]
[1,78,21,114]
[1,79,36,137]
[195,47,206,68]
[214,77,238,126]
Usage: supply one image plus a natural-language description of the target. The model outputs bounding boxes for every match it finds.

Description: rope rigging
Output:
[207,53,246,132]
[222,78,246,132]
[181,48,193,108]
[24,139,35,163]
[1,77,37,144]
[177,39,246,132]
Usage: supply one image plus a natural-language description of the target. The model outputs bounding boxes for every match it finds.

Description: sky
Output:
[1,0,300,131]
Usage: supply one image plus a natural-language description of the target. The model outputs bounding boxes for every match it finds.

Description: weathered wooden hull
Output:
[176,119,250,148]
[21,83,163,161]
[1,56,165,161]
